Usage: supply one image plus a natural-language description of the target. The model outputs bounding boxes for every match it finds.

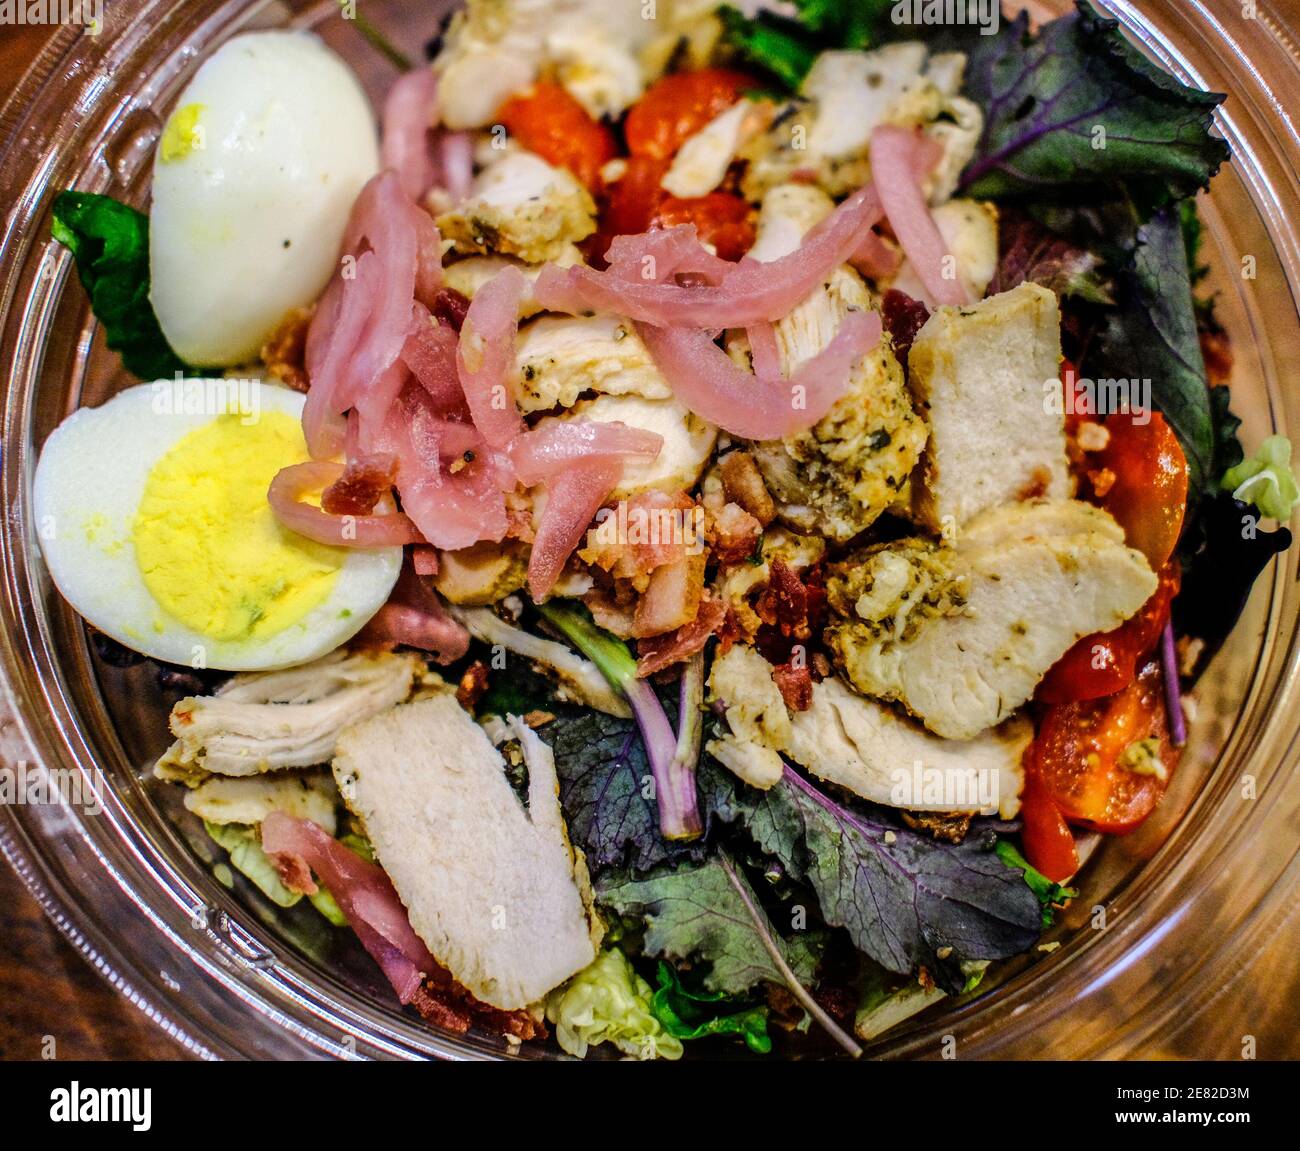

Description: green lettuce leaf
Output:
[650,961,772,1054]
[203,821,301,909]
[705,766,1042,995]
[51,191,194,381]
[544,948,683,1060]
[959,4,1228,201]
[596,858,823,997]
[1221,436,1300,521]
[995,840,1079,928]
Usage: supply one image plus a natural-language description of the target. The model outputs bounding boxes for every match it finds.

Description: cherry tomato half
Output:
[624,69,756,160]
[1034,661,1178,834]
[1036,562,1180,704]
[1093,411,1189,569]
[655,192,756,262]
[1019,755,1080,883]
[497,82,616,192]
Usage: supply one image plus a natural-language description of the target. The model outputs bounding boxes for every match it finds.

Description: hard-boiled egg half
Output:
[33,382,402,671]
[150,31,380,367]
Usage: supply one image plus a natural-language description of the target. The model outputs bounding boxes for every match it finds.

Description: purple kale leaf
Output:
[959,4,1229,201]
[708,765,1042,995]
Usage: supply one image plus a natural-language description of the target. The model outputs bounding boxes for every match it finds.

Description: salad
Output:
[34,0,1298,1059]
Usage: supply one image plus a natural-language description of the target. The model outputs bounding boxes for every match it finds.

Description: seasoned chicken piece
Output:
[535,392,716,496]
[442,246,584,320]
[662,99,768,199]
[740,44,983,203]
[733,185,927,542]
[705,643,791,790]
[890,199,998,303]
[183,769,339,832]
[784,675,1029,819]
[154,651,423,781]
[825,500,1159,740]
[432,0,661,127]
[334,697,597,1010]
[515,314,672,412]
[436,150,597,264]
[433,540,528,606]
[909,283,1070,532]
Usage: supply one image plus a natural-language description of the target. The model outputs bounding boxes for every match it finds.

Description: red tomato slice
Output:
[1020,756,1080,883]
[624,69,756,160]
[1034,661,1178,834]
[1036,562,1180,704]
[497,82,616,192]
[655,192,756,261]
[1093,411,1189,569]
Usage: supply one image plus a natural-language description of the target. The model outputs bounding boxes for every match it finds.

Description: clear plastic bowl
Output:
[0,0,1297,1060]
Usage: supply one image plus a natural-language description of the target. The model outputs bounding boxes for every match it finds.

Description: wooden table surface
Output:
[1,8,1296,1066]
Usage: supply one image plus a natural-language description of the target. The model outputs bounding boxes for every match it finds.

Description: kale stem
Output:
[538,602,702,841]
[718,852,862,1059]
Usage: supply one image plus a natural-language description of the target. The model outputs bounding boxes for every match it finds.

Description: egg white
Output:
[32,382,402,671]
[150,31,380,367]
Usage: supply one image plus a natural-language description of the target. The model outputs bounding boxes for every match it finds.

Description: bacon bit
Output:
[261,306,314,392]
[880,288,930,366]
[715,605,746,655]
[718,450,776,526]
[411,546,440,576]
[579,490,695,587]
[917,966,936,993]
[756,558,808,634]
[710,501,763,566]
[456,659,490,710]
[1088,466,1118,499]
[900,810,973,844]
[771,661,813,712]
[522,710,556,728]
[633,551,706,639]
[432,286,471,332]
[409,979,544,1041]
[270,850,317,894]
[636,595,726,677]
[811,651,832,680]
[321,454,400,516]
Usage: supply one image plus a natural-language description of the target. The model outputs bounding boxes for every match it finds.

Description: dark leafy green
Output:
[958,4,1228,201]
[719,0,893,90]
[51,191,194,381]
[1174,494,1292,682]
[545,700,719,876]
[706,765,1042,995]
[596,858,824,996]
[989,207,1114,305]
[1090,206,1220,503]
[995,840,1079,928]
[649,961,772,1054]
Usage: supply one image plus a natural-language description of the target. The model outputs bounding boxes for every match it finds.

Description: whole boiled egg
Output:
[150,31,380,367]
[33,382,401,671]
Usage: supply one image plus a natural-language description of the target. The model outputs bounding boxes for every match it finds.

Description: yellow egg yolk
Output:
[132,410,343,643]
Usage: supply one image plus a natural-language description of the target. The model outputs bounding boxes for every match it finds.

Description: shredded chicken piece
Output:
[154,651,424,781]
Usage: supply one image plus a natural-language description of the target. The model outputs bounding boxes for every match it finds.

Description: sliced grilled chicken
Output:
[333,697,597,1010]
[827,499,1158,740]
